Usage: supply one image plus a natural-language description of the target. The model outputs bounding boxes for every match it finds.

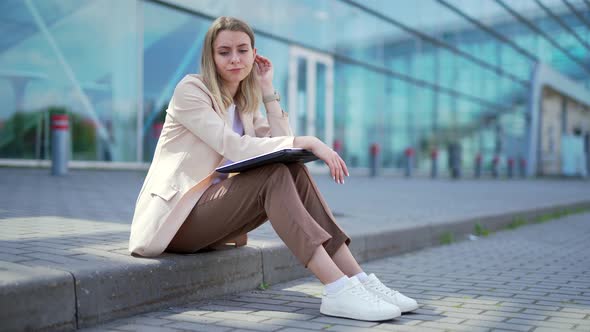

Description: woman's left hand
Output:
[254,54,274,93]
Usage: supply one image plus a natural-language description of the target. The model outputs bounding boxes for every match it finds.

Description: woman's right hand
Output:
[293,136,349,184]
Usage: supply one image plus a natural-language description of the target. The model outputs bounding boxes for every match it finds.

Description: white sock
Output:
[353,272,369,283]
[325,276,349,295]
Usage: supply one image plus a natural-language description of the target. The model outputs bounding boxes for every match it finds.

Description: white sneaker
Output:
[361,274,419,313]
[320,277,401,321]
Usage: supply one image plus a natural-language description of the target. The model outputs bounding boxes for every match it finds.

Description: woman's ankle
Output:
[352,271,369,282]
[324,275,350,294]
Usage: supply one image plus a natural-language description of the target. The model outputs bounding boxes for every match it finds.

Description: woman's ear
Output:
[253,47,257,60]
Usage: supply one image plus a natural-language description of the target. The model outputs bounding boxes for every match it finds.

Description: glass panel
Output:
[449,0,586,83]
[0,2,47,160]
[337,64,367,167]
[0,0,139,161]
[142,2,209,161]
[315,62,326,142]
[256,36,290,114]
[296,57,307,136]
[2,0,586,170]
[389,78,410,168]
[333,61,347,161]
[163,0,403,63]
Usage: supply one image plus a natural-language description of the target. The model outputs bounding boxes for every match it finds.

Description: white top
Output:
[213,104,244,184]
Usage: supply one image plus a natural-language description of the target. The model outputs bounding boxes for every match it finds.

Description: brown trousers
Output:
[165,163,350,267]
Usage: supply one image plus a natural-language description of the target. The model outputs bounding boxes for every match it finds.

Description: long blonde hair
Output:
[201,16,260,114]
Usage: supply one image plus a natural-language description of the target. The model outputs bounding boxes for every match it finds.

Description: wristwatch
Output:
[263,90,280,104]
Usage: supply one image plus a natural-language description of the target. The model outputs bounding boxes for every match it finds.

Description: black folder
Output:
[215,148,318,173]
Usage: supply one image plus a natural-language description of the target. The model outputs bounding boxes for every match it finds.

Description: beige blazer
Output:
[129,74,294,257]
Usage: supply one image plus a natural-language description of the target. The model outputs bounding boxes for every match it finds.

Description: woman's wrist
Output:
[293,136,318,151]
[260,83,275,96]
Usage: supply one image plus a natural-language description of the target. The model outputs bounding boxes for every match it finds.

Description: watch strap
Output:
[262,91,280,103]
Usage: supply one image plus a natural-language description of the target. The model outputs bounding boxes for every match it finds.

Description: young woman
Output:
[129,16,418,322]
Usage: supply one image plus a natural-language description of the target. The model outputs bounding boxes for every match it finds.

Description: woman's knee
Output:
[257,164,294,192]
[260,163,291,178]
[286,162,307,174]
[286,163,311,181]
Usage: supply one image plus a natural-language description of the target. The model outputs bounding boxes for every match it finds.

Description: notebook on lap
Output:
[215,148,318,173]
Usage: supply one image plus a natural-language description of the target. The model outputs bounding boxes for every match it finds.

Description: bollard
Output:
[474,153,482,178]
[448,143,462,179]
[152,122,163,139]
[51,114,69,176]
[519,158,527,178]
[405,147,414,178]
[430,149,438,178]
[333,139,342,155]
[492,155,500,178]
[507,158,514,178]
[369,143,380,177]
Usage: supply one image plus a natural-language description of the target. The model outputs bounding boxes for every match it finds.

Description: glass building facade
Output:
[1,0,589,175]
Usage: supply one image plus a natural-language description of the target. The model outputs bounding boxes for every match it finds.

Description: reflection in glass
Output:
[142,2,208,161]
[0,0,586,175]
[315,62,326,142]
[296,57,307,137]
[0,0,139,162]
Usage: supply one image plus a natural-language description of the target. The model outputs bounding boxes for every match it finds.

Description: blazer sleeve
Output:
[168,79,294,162]
[253,106,294,138]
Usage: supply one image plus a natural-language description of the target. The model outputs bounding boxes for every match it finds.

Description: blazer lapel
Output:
[192,75,254,135]
[195,76,231,127]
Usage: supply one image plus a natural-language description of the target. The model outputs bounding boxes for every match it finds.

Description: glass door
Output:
[288,46,334,154]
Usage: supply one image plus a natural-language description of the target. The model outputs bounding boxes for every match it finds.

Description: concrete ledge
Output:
[254,201,590,286]
[74,246,263,328]
[255,241,309,286]
[0,262,76,332]
[2,201,589,331]
[428,201,590,246]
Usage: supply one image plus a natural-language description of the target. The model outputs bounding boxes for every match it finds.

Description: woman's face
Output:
[213,30,256,86]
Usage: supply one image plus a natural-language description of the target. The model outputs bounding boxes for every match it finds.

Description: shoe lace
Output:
[370,279,400,297]
[350,284,382,304]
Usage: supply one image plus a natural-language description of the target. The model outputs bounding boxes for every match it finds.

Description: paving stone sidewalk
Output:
[1,168,589,289]
[82,212,590,332]
[2,168,590,331]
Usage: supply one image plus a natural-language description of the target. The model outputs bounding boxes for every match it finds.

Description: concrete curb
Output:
[0,262,76,332]
[252,200,590,286]
[1,201,589,331]
[75,246,263,329]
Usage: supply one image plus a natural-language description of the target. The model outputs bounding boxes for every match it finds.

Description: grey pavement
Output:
[1,167,590,331]
[2,167,590,233]
[83,211,590,332]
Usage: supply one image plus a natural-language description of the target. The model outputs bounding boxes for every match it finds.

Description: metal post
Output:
[492,155,500,179]
[431,149,438,178]
[370,143,380,177]
[51,114,69,176]
[519,157,527,178]
[405,147,414,178]
[449,143,462,179]
[474,153,482,178]
[333,139,342,155]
